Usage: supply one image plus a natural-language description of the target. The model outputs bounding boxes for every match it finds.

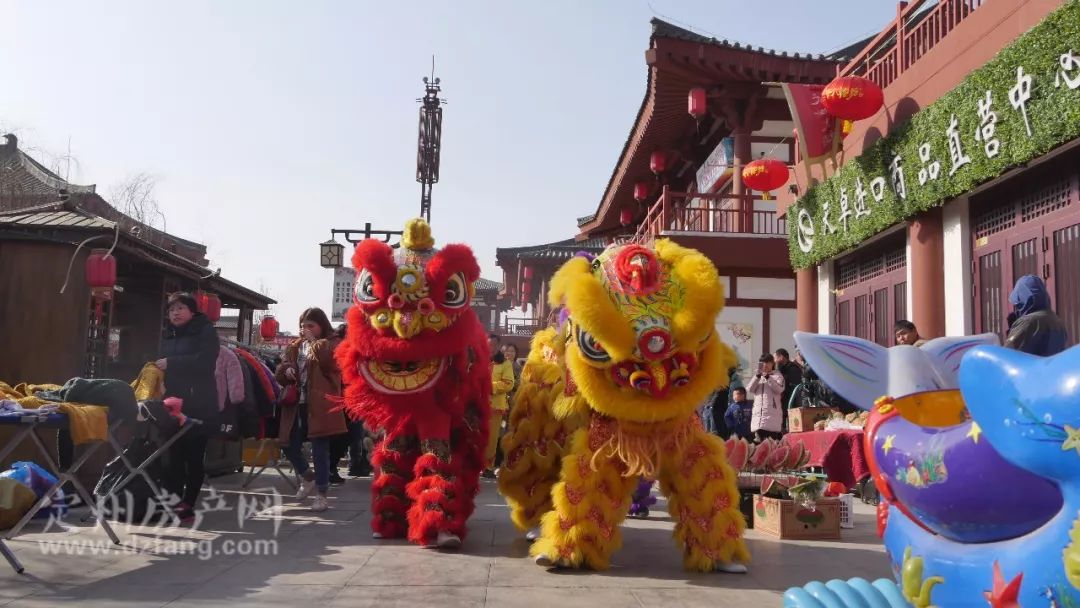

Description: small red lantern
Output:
[523,266,534,280]
[194,290,210,314]
[688,87,707,119]
[633,181,650,202]
[741,158,790,199]
[204,293,222,323]
[821,76,884,121]
[260,315,279,341]
[85,249,116,289]
[649,151,668,175]
[619,207,634,226]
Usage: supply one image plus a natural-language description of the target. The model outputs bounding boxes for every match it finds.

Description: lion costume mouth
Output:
[358,358,446,395]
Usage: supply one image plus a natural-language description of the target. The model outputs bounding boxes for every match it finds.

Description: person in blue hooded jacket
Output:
[1005,275,1069,356]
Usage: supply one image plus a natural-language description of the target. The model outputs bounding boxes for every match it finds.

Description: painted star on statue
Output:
[882,434,896,455]
[983,560,1022,608]
[967,421,982,444]
[1062,425,1080,455]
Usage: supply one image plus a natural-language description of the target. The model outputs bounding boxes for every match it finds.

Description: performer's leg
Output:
[658,427,750,572]
[628,478,655,518]
[530,429,637,570]
[370,431,418,539]
[406,409,473,547]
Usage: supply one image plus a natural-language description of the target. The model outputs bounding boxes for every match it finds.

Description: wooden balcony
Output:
[840,0,984,90]
[501,315,543,337]
[633,187,788,242]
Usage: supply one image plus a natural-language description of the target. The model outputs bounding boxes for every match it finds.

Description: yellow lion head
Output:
[548,239,735,423]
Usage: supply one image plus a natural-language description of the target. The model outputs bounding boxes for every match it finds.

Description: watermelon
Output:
[727,438,750,471]
[783,442,806,469]
[748,440,772,471]
[766,444,790,472]
[796,448,812,469]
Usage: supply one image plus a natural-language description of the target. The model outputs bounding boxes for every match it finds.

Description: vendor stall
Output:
[782,430,869,491]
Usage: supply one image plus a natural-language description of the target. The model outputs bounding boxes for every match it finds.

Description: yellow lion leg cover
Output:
[658,426,751,572]
[530,428,638,570]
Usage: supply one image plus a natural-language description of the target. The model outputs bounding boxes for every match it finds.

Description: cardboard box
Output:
[788,407,837,433]
[242,439,279,467]
[752,495,841,540]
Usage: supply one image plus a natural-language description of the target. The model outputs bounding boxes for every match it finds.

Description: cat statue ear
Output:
[792,332,999,411]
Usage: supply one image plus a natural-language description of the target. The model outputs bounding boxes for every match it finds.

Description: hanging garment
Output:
[215,346,245,412]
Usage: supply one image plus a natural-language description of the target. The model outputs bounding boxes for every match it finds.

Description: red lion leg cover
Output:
[336,218,492,546]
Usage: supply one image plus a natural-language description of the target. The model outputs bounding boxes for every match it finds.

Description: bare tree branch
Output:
[108,172,163,231]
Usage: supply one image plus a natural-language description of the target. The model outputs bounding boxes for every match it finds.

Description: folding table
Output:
[241,439,297,491]
[0,412,122,573]
[89,414,204,524]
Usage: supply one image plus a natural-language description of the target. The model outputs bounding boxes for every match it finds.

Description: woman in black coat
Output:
[155,292,220,522]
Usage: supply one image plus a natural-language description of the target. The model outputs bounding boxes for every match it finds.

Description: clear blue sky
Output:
[1,0,893,328]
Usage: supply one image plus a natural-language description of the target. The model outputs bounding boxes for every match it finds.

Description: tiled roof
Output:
[651,18,843,62]
[497,237,607,262]
[576,214,596,227]
[475,277,503,292]
[0,208,114,230]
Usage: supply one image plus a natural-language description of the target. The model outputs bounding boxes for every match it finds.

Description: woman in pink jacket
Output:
[746,353,785,442]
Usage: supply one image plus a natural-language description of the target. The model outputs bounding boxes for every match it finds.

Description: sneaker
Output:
[481,469,496,479]
[311,495,328,512]
[329,472,346,485]
[372,531,384,540]
[525,527,540,542]
[714,562,749,574]
[296,477,316,500]
[173,502,195,525]
[434,530,461,550]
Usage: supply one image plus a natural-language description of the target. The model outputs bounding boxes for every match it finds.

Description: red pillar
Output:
[732,128,752,232]
[796,267,818,333]
[909,207,946,339]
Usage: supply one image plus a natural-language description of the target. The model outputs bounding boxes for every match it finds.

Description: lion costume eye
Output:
[355,270,379,303]
[443,273,468,308]
[576,327,610,362]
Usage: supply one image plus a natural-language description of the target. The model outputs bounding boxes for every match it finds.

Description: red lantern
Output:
[204,293,222,323]
[523,266,534,280]
[193,290,209,314]
[741,158,789,198]
[688,87,707,119]
[619,207,634,226]
[259,316,279,341]
[633,181,650,202]
[649,151,668,175]
[821,76,884,121]
[85,249,116,289]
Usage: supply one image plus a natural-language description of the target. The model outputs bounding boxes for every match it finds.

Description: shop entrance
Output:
[835,233,907,346]
[971,154,1080,345]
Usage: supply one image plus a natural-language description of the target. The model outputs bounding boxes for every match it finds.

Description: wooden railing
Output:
[839,0,984,90]
[502,315,543,336]
[633,187,787,241]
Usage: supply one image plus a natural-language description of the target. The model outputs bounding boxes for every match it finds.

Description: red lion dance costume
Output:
[336,218,491,549]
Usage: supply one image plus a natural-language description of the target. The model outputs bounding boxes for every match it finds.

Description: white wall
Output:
[719,276,732,302]
[717,306,763,383]
[817,260,834,334]
[736,277,796,301]
[770,308,798,353]
[943,196,973,336]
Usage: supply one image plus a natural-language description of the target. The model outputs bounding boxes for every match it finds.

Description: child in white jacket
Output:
[746,353,785,442]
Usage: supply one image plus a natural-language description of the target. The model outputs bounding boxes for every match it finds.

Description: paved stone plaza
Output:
[1,472,891,607]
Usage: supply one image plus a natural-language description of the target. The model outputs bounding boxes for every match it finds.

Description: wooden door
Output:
[1051,219,1080,347]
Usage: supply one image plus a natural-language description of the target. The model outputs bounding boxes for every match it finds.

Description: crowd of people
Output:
[152,274,1068,519]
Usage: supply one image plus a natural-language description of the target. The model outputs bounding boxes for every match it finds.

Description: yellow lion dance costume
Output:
[510,240,750,573]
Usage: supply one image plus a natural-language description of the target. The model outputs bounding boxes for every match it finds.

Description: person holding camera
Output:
[746,353,785,442]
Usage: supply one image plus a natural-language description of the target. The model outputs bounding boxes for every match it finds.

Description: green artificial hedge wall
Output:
[789,0,1080,269]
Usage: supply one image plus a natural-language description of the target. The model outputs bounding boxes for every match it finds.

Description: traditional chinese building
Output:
[569,18,855,373]
[494,237,607,355]
[0,135,274,384]
[782,0,1079,346]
